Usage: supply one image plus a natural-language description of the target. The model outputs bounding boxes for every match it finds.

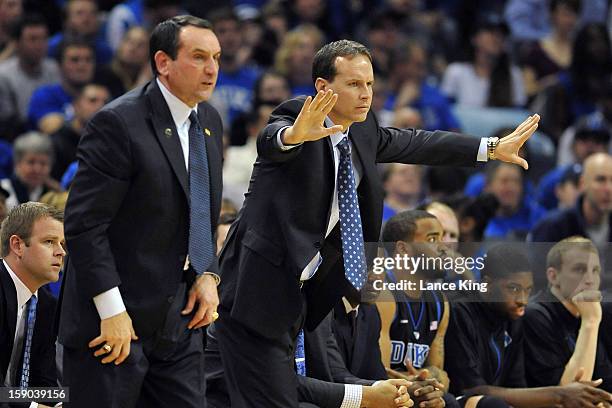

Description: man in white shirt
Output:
[58,15,224,408]
[0,202,65,407]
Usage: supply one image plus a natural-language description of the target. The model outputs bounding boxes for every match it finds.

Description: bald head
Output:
[425,202,459,243]
[580,152,612,214]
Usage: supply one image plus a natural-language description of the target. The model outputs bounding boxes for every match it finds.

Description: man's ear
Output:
[546,266,558,287]
[315,77,328,93]
[9,235,24,258]
[395,241,413,256]
[154,50,171,77]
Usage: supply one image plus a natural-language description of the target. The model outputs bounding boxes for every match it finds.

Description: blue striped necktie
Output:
[188,111,214,274]
[336,137,367,290]
[19,294,37,388]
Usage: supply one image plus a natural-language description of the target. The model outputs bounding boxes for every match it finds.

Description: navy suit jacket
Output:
[218,96,480,339]
[0,263,57,406]
[59,80,224,346]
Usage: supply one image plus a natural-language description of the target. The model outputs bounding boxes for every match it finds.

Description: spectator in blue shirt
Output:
[47,0,113,66]
[209,8,260,128]
[28,38,95,134]
[385,41,460,132]
[483,161,546,240]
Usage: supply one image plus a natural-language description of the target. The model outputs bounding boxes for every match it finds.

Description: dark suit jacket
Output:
[218,97,480,339]
[0,263,57,396]
[332,302,386,381]
[59,80,224,347]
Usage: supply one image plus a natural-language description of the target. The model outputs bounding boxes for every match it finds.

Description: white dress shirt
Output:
[4,260,39,408]
[92,78,197,320]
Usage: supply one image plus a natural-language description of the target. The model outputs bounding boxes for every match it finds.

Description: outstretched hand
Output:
[494,114,540,170]
[282,90,344,145]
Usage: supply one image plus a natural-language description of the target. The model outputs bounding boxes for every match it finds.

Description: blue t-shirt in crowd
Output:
[484,198,546,240]
[215,66,260,124]
[385,82,460,131]
[292,84,316,98]
[48,31,114,66]
[28,83,73,128]
[535,165,571,210]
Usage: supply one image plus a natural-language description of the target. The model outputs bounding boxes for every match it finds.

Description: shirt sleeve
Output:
[523,305,568,387]
[477,138,488,162]
[340,384,363,408]
[93,286,126,320]
[276,126,303,151]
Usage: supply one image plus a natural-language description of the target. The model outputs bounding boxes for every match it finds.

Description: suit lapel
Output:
[146,81,189,200]
[347,126,371,185]
[0,263,17,352]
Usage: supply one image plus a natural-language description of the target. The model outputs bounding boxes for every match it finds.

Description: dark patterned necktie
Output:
[19,295,37,388]
[188,111,214,274]
[337,137,367,290]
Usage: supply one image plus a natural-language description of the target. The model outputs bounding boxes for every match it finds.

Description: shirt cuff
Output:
[340,384,363,408]
[202,271,221,285]
[29,402,38,408]
[477,137,488,162]
[93,286,126,320]
[276,126,303,151]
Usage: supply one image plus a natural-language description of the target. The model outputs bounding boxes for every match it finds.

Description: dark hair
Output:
[550,0,581,14]
[570,23,612,99]
[1,202,64,257]
[149,15,213,76]
[487,52,514,107]
[312,40,372,84]
[481,243,531,280]
[56,36,95,63]
[469,15,514,107]
[11,14,47,41]
[382,210,436,254]
[208,7,240,26]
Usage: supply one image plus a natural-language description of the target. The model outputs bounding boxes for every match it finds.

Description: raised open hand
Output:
[282,90,344,145]
[494,114,540,170]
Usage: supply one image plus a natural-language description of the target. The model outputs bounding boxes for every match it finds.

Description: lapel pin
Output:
[204,128,211,136]
[164,128,172,137]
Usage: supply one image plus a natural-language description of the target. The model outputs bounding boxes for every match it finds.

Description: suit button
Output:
[167,296,174,304]
[314,241,321,249]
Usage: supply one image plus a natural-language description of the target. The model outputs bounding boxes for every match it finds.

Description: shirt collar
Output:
[156,78,197,129]
[342,296,360,314]
[324,117,350,148]
[3,259,36,310]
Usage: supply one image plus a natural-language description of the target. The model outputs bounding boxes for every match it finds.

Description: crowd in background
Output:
[0,1,611,257]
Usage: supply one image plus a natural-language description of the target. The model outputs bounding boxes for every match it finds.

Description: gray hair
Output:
[13,131,53,164]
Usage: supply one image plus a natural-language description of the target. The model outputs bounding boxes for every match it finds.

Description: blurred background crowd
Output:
[0,0,611,293]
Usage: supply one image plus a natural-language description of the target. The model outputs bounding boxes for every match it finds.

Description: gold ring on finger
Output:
[212,311,219,321]
[103,344,112,353]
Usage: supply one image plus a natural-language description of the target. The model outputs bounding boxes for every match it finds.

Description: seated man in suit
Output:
[332,289,387,382]
[0,202,65,407]
[524,237,612,392]
[205,314,416,408]
[445,244,612,408]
